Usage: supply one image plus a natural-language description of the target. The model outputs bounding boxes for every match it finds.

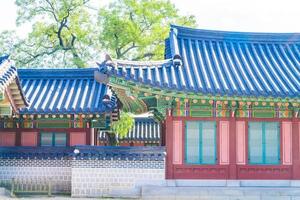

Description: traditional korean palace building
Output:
[0,55,164,147]
[0,56,118,147]
[98,25,300,180]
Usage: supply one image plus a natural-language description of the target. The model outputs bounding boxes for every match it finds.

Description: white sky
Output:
[0,0,300,38]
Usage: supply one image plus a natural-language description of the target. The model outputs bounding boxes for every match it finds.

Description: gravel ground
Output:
[0,195,135,200]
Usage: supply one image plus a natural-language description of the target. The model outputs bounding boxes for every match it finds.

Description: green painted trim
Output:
[199,122,202,163]
[108,76,299,103]
[0,106,12,116]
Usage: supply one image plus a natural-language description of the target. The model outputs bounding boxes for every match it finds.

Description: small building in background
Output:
[98,117,163,146]
[0,65,117,147]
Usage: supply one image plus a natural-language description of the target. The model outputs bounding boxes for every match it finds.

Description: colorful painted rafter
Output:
[0,55,28,114]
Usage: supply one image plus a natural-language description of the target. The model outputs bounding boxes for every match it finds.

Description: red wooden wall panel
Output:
[70,132,86,146]
[282,122,292,165]
[21,132,37,146]
[219,121,229,165]
[0,132,16,146]
[236,121,246,165]
[173,120,183,165]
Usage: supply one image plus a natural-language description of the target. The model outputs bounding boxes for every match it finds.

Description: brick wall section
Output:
[71,160,165,197]
[0,159,71,193]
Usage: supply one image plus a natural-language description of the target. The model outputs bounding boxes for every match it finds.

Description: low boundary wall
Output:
[0,146,166,197]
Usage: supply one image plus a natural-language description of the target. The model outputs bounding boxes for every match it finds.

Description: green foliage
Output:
[0,0,196,67]
[0,31,19,55]
[11,0,98,68]
[98,0,197,60]
[111,112,134,139]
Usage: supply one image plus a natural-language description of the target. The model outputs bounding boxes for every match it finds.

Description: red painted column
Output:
[165,113,174,179]
[292,118,300,179]
[15,128,21,146]
[229,117,237,179]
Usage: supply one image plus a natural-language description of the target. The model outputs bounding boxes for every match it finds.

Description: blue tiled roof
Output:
[18,68,117,114]
[99,26,300,99]
[0,146,166,161]
[100,117,161,142]
[0,147,73,159]
[73,146,165,161]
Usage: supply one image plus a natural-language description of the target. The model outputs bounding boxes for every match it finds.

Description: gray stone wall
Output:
[0,159,71,193]
[71,160,165,197]
[0,146,166,197]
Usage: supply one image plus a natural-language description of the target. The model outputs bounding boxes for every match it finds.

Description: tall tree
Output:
[98,0,196,60]
[13,0,97,68]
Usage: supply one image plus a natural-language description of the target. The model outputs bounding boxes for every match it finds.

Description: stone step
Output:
[103,188,140,199]
[163,180,300,188]
[141,186,300,200]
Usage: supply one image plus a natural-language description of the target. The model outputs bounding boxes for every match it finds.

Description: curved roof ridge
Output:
[171,24,300,42]
[18,68,97,79]
[112,58,173,67]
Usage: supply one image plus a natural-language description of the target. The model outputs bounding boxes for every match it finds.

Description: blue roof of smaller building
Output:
[18,68,117,114]
[100,117,161,142]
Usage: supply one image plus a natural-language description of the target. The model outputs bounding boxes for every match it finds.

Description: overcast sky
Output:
[0,0,299,38]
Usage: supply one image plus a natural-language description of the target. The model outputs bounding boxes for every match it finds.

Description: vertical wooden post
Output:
[292,119,300,179]
[165,109,173,179]
[15,128,21,146]
[229,116,237,179]
[90,128,95,146]
[160,120,166,146]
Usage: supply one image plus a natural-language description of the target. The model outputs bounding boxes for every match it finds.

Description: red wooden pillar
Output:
[292,118,300,179]
[165,110,173,179]
[229,117,237,179]
[15,128,21,146]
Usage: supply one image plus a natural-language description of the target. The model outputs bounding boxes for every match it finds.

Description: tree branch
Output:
[44,0,59,22]
[18,47,60,65]
[132,52,155,61]
[119,42,138,58]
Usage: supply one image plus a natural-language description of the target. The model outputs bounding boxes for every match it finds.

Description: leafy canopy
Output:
[13,0,97,68]
[98,0,196,60]
[0,0,196,68]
